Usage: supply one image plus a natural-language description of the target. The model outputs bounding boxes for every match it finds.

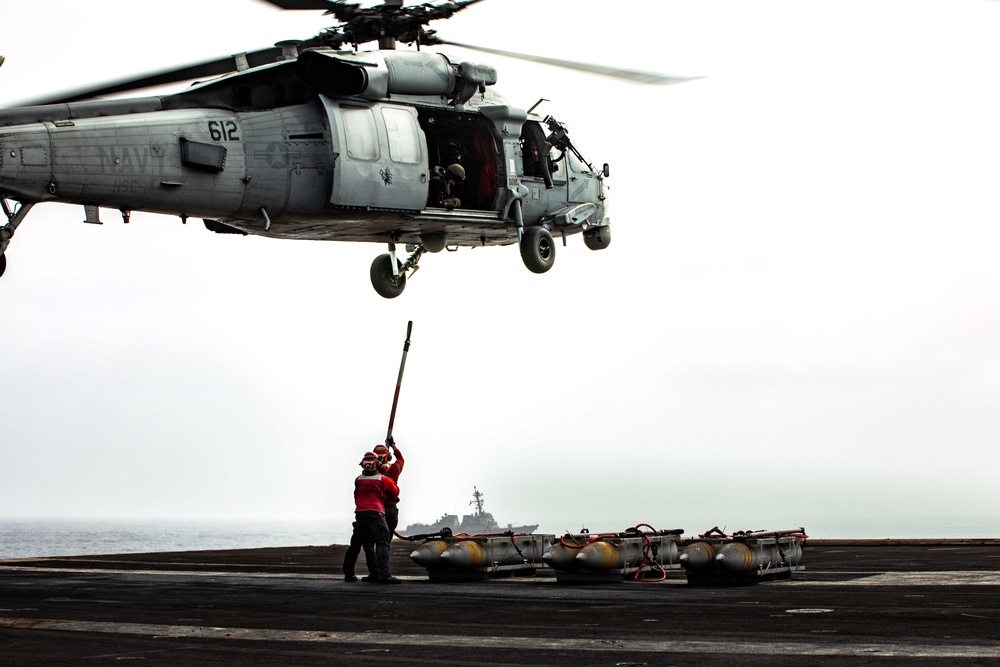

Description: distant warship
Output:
[403,487,538,535]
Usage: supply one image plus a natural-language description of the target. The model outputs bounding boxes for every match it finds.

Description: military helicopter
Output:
[0,0,687,298]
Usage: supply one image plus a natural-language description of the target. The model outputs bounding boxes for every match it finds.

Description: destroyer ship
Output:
[403,487,538,535]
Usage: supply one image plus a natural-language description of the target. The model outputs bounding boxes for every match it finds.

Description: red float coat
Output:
[382,446,404,482]
[353,471,399,514]
[380,446,404,505]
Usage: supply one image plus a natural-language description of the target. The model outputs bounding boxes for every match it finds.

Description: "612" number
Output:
[208,120,240,142]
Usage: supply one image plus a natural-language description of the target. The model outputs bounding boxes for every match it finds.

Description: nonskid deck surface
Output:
[2,540,999,665]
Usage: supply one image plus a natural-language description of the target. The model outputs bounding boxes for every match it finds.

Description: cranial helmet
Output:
[373,443,390,464]
[360,452,379,471]
[446,163,466,182]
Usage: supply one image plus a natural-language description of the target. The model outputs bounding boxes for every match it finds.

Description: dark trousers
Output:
[385,503,399,536]
[342,521,376,576]
[343,510,391,579]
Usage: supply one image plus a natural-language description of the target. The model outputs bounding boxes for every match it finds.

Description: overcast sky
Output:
[1,0,999,538]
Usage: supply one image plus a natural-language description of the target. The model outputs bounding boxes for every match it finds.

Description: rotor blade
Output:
[438,39,699,85]
[258,0,340,8]
[18,47,284,106]
[254,0,361,24]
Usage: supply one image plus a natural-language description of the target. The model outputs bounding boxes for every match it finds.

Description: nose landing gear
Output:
[1,200,37,280]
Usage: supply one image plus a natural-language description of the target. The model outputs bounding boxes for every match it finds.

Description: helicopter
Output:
[0,0,688,298]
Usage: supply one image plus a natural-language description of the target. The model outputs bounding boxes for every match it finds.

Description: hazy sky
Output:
[2,0,999,538]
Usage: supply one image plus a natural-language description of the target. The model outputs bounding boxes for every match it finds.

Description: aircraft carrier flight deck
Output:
[1,539,999,665]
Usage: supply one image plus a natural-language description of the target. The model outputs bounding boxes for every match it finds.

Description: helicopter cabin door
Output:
[321,98,427,210]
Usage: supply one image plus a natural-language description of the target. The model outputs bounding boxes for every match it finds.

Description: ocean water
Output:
[1,515,997,560]
[0,518,351,560]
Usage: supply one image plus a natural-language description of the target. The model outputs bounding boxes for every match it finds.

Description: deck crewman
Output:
[374,437,404,538]
[343,451,401,584]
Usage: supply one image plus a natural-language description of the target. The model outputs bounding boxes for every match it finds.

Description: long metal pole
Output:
[385,320,413,444]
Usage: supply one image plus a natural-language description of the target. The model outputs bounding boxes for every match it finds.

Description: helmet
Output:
[373,443,390,464]
[446,163,466,182]
[360,452,379,472]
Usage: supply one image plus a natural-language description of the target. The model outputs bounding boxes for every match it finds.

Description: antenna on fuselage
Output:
[527,99,549,115]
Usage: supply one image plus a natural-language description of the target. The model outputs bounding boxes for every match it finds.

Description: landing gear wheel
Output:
[519,226,556,274]
[0,253,6,278]
[583,226,611,251]
[370,253,406,299]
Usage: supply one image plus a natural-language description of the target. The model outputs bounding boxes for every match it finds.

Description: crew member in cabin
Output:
[428,163,466,209]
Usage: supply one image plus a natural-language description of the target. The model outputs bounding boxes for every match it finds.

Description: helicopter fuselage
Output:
[0,49,611,296]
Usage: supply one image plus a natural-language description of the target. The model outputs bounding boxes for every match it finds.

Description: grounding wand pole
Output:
[385,320,413,445]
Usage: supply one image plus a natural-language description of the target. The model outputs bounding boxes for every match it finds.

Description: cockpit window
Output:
[567,150,589,174]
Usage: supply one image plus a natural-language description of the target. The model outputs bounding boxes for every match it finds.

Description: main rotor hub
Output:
[313,0,483,50]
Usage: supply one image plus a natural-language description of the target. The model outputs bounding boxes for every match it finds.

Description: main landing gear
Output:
[519,225,555,274]
[370,242,426,299]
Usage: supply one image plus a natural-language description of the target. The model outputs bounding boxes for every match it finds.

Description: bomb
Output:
[678,541,718,571]
[408,540,452,569]
[715,540,803,574]
[439,537,548,569]
[575,537,678,572]
[542,541,583,571]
